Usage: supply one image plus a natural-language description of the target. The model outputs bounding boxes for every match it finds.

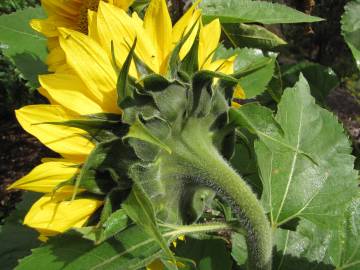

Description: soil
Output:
[327,88,360,146]
[0,113,55,224]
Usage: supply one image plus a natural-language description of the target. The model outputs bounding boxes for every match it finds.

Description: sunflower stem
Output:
[172,118,273,270]
[201,150,273,270]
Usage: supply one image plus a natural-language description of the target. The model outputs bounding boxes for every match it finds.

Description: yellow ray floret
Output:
[24,193,103,236]
[144,0,172,70]
[15,105,94,161]
[31,0,134,71]
[7,159,80,193]
[198,19,222,69]
[58,27,120,114]
[39,73,106,115]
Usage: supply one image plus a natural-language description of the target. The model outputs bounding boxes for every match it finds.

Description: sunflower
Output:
[9,0,240,238]
[31,0,134,71]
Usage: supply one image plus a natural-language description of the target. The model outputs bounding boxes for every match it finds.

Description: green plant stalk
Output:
[169,118,273,270]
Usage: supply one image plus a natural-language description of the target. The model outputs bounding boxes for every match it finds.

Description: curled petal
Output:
[24,193,103,236]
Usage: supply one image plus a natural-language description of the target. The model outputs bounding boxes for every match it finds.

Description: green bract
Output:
[52,57,273,268]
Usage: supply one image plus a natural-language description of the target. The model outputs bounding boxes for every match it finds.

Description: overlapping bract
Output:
[10,0,240,238]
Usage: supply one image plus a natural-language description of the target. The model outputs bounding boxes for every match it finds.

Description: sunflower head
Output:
[10,0,243,238]
[52,34,240,230]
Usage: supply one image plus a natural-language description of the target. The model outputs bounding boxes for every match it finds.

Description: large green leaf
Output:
[15,222,234,270]
[230,75,358,229]
[222,23,286,50]
[201,0,323,24]
[0,193,40,270]
[278,61,339,104]
[341,0,360,70]
[235,48,276,98]
[0,7,47,87]
[274,196,360,270]
[16,226,161,270]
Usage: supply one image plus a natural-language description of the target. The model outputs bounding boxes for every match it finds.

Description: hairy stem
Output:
[202,150,272,270]
[173,119,273,270]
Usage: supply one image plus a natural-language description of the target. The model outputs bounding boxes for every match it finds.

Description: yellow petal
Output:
[198,19,221,69]
[47,37,60,50]
[231,101,241,109]
[97,2,157,75]
[172,0,200,42]
[144,0,172,67]
[217,56,236,74]
[38,235,49,242]
[8,159,79,193]
[41,0,80,19]
[146,259,185,269]
[39,73,106,115]
[46,45,66,72]
[58,27,120,114]
[178,10,201,60]
[132,12,144,27]
[231,85,246,108]
[24,193,103,236]
[172,0,201,59]
[88,9,100,43]
[30,16,73,37]
[109,0,134,10]
[146,259,164,270]
[233,85,246,99]
[203,55,236,74]
[15,105,94,160]
[38,87,57,106]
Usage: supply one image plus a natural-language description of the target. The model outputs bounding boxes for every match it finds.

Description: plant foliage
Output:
[0,1,359,270]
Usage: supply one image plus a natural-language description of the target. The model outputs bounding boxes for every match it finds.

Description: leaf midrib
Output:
[90,222,233,269]
[274,107,304,225]
[0,25,45,41]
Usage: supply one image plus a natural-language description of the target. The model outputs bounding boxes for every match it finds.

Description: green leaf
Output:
[16,226,162,270]
[122,184,177,266]
[15,222,234,270]
[229,47,276,98]
[0,7,47,87]
[279,61,339,104]
[201,0,323,24]
[214,45,277,98]
[230,75,358,229]
[175,237,232,270]
[341,0,360,70]
[0,193,40,270]
[274,196,360,270]
[222,23,287,50]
